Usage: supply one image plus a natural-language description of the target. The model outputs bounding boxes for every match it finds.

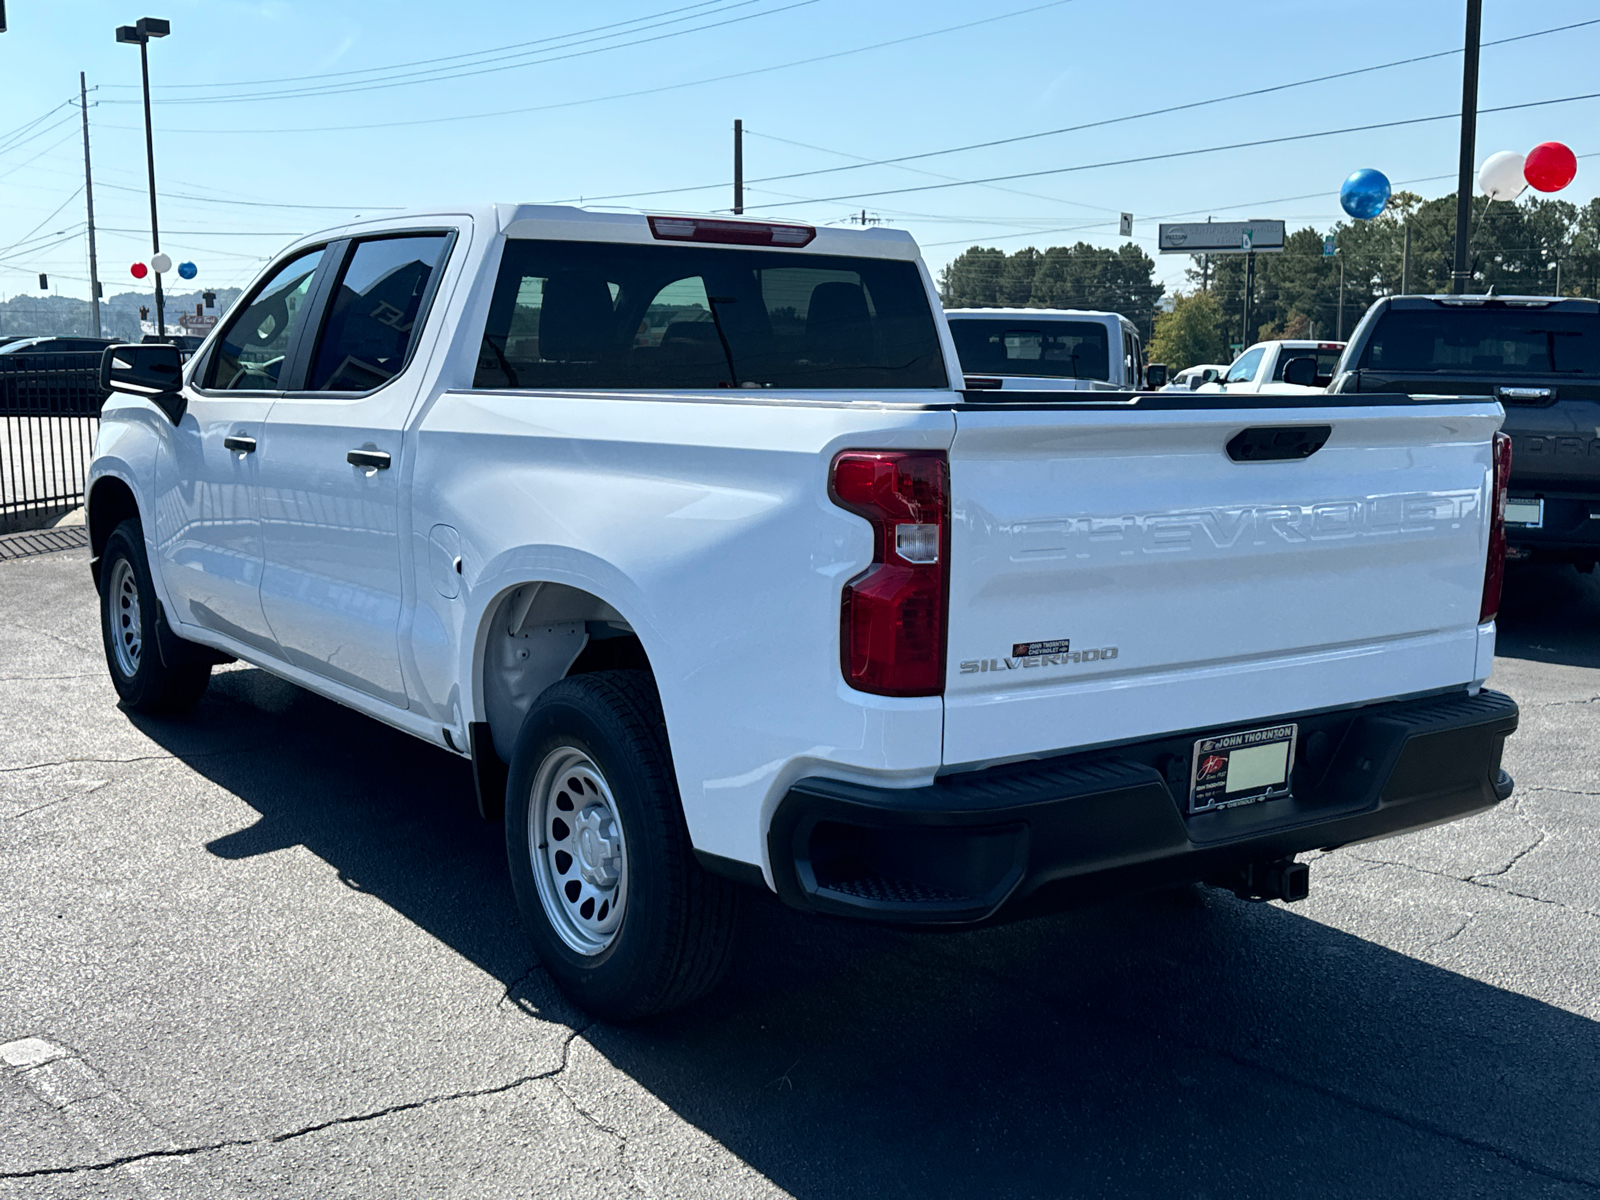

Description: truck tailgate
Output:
[943,399,1504,767]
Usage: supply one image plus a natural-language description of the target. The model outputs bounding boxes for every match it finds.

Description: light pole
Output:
[116,17,170,338]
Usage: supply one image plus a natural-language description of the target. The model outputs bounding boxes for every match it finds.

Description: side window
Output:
[205,247,325,390]
[1224,347,1264,383]
[305,233,451,392]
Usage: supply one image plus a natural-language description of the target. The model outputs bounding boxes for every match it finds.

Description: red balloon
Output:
[1524,141,1577,193]
[130,261,148,279]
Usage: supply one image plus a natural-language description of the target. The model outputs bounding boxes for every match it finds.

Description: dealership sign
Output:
[1158,220,1286,254]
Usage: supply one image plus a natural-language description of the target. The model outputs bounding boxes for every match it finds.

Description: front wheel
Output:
[505,671,739,1021]
[99,519,211,714]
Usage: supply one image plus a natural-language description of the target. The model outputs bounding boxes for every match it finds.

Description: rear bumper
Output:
[1505,488,1600,558]
[768,689,1518,924]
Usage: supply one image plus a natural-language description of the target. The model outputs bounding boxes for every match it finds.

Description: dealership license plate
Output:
[1504,497,1543,528]
[1189,724,1297,814]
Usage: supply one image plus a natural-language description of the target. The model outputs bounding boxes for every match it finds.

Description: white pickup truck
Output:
[1199,339,1346,395]
[945,307,1152,391]
[90,206,1518,1019]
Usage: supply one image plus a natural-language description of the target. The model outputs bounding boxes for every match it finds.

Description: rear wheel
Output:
[505,671,739,1021]
[99,519,211,714]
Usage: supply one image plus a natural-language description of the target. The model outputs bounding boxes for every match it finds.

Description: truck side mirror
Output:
[1145,363,1168,389]
[1188,374,1205,390]
[102,343,186,426]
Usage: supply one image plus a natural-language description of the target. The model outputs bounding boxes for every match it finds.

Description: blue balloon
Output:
[177,261,198,280]
[1340,168,1391,220]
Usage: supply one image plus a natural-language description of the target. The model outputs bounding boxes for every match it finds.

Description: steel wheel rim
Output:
[108,558,142,679]
[528,746,628,956]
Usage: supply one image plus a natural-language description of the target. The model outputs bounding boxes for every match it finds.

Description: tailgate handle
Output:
[1226,425,1332,463]
[1496,385,1555,404]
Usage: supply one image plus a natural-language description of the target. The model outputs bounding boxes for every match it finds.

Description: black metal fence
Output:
[0,353,107,532]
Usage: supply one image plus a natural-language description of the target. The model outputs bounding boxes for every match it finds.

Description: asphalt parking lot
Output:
[2,547,1597,1199]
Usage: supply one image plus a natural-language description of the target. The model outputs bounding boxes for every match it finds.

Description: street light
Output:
[116,16,170,338]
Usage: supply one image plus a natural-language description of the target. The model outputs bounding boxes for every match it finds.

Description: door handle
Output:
[346,449,391,470]
[223,434,256,454]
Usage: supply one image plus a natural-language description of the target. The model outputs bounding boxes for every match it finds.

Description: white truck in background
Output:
[944,307,1156,390]
[89,206,1518,1019]
[1198,339,1346,395]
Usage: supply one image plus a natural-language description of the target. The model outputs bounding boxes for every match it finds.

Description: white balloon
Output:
[1478,151,1527,201]
[150,252,173,274]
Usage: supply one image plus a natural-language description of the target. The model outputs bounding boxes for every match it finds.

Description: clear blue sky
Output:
[2,0,1597,304]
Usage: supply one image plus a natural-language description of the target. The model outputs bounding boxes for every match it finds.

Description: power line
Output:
[742,91,1600,211]
[91,0,1079,135]
[0,129,84,185]
[739,17,1600,190]
[0,111,81,161]
[93,180,403,212]
[531,14,1600,210]
[917,152,1600,250]
[0,187,84,259]
[108,0,744,90]
[112,0,820,106]
[0,99,76,154]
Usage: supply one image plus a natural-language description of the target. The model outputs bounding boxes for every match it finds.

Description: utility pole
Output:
[1451,0,1482,294]
[1337,252,1346,339]
[732,119,743,216]
[1401,223,1411,295]
[1242,249,1256,345]
[79,72,103,338]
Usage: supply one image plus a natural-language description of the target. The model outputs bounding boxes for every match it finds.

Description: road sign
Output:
[1158,220,1285,254]
[1119,212,1133,237]
[1323,235,1336,257]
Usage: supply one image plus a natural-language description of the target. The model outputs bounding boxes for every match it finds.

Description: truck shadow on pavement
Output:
[1496,562,1600,669]
[130,665,1600,1198]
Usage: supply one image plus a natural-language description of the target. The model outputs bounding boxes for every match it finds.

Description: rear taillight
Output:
[1480,431,1512,623]
[829,450,950,697]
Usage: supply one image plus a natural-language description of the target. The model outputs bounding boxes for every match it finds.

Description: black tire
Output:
[99,519,211,714]
[505,670,739,1021]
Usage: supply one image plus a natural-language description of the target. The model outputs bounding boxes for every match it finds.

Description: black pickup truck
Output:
[1330,295,1600,570]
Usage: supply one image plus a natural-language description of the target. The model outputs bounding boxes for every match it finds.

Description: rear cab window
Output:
[947,320,1111,382]
[474,240,946,390]
[1361,307,1600,375]
[1272,347,1343,386]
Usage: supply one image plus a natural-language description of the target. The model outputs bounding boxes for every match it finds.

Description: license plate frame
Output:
[1504,497,1543,528]
[1189,723,1297,814]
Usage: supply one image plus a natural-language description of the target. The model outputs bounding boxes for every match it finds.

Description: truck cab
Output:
[1330,294,1600,569]
[945,308,1148,391]
[1199,339,1345,395]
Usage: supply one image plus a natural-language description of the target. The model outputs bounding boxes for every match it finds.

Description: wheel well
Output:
[87,476,140,585]
[480,582,652,761]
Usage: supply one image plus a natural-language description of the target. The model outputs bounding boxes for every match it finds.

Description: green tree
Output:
[1147,290,1229,371]
[940,241,1165,337]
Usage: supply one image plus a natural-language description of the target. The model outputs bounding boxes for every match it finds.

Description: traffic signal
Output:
[38,274,47,289]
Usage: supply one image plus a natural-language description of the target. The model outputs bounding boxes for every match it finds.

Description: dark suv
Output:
[1330,295,1600,570]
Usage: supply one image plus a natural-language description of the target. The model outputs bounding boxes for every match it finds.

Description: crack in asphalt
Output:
[1467,825,1549,882]
[550,1045,653,1199]
[1429,913,1474,949]
[0,673,102,682]
[1347,851,1600,922]
[1523,784,1600,799]
[0,746,269,775]
[0,1024,596,1183]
